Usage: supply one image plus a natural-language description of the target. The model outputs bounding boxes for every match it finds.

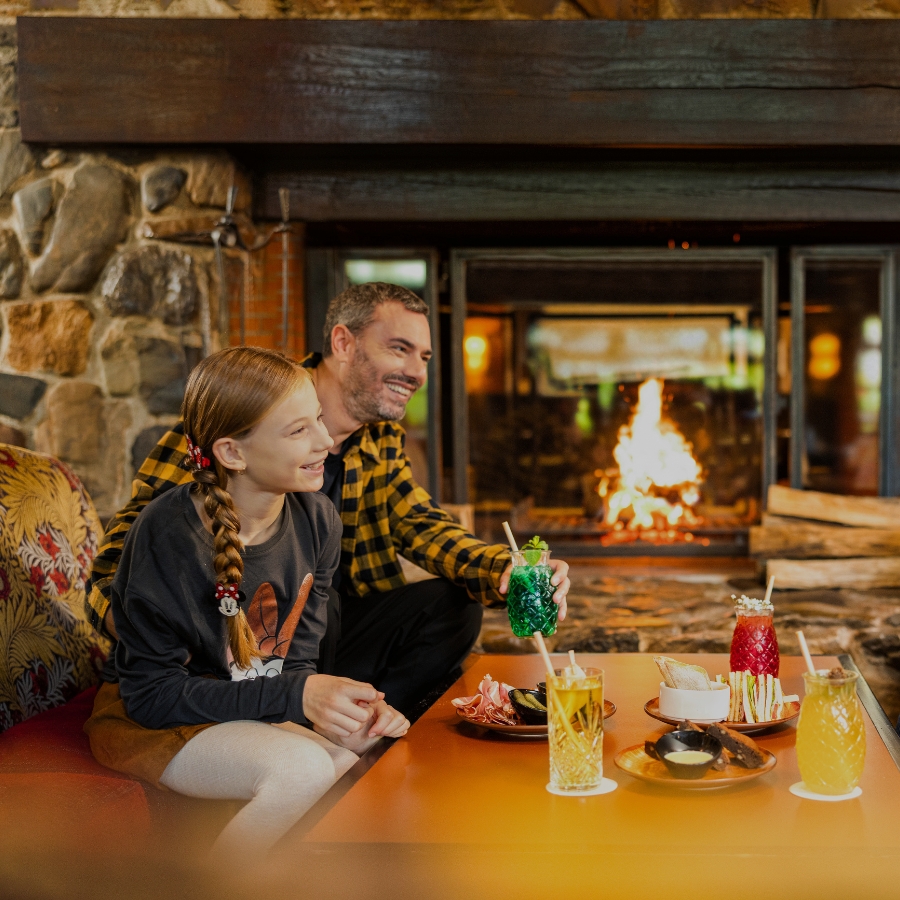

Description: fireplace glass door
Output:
[451,249,777,554]
[790,248,897,497]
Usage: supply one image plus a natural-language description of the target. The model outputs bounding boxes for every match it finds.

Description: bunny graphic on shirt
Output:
[229,573,313,681]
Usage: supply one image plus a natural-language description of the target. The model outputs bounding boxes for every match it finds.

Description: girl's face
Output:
[217,379,334,494]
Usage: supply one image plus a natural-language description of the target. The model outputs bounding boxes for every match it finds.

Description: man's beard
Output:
[344,346,421,423]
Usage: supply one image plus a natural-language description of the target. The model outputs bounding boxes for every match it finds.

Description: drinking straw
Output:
[763,574,776,606]
[796,630,817,676]
[534,632,587,750]
[568,649,586,677]
[533,631,556,678]
[502,521,519,554]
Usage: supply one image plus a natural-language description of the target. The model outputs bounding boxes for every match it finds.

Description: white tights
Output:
[159,720,359,858]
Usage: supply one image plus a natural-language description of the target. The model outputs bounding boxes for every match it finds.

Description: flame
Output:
[603,378,702,530]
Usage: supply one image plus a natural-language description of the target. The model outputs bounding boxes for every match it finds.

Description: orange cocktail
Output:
[795,670,866,795]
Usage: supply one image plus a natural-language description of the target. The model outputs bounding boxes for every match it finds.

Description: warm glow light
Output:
[464,334,489,372]
[808,332,841,380]
[603,378,702,531]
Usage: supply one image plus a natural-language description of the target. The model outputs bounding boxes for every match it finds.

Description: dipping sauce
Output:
[664,750,714,765]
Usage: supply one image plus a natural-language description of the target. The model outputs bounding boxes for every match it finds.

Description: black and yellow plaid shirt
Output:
[86,357,510,636]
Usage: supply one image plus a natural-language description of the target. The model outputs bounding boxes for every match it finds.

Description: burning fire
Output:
[600,378,702,531]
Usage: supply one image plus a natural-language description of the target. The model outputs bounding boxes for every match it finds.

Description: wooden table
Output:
[282,654,900,899]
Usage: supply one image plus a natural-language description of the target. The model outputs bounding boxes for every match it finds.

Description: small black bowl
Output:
[510,689,548,725]
[653,730,723,780]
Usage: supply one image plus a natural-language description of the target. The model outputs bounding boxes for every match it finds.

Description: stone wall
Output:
[0,19,254,516]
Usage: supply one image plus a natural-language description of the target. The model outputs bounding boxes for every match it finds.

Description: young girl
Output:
[85,347,409,857]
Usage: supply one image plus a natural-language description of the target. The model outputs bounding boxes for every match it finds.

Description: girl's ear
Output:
[212,436,246,472]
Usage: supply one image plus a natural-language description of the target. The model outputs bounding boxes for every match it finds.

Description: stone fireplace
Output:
[6,10,900,718]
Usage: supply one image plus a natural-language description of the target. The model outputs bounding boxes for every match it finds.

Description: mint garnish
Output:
[521,535,548,565]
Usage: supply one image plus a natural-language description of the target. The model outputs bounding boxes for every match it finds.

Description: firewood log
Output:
[767,485,900,529]
[750,523,900,559]
[767,557,900,590]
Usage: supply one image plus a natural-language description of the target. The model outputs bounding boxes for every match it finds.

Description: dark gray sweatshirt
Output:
[110,483,341,730]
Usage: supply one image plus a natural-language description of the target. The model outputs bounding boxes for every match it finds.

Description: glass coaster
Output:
[546,778,618,797]
[789,781,862,802]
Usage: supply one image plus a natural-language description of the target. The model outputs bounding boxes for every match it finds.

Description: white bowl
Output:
[658,681,730,723]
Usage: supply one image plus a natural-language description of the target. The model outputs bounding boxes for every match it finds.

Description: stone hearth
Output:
[477,560,900,723]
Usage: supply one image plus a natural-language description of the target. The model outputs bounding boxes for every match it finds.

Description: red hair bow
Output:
[185,435,210,471]
[216,583,240,617]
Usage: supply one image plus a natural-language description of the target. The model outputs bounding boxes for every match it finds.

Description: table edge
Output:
[840,652,900,771]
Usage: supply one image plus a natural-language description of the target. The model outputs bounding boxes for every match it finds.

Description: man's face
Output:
[342,301,433,423]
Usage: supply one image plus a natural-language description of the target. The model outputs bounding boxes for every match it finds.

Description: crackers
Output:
[654,656,712,692]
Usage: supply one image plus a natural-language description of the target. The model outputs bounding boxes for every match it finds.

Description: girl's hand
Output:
[302,674,381,737]
[316,700,409,754]
[366,700,410,739]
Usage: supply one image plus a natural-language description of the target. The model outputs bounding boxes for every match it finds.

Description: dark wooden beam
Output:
[18,18,900,147]
[260,161,900,221]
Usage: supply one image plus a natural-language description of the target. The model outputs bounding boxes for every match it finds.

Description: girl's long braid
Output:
[192,466,259,670]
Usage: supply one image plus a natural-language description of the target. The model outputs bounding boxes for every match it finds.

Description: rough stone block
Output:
[505,0,565,15]
[184,154,251,211]
[5,299,93,376]
[818,0,900,13]
[101,332,138,397]
[0,423,26,447]
[141,165,187,213]
[100,245,198,325]
[35,380,132,516]
[38,380,104,465]
[0,128,34,197]
[41,149,66,169]
[134,335,192,415]
[131,424,171,473]
[660,0,812,14]
[0,228,22,298]
[574,0,658,16]
[556,626,641,653]
[31,163,130,294]
[13,177,55,255]
[0,372,46,419]
[93,400,132,515]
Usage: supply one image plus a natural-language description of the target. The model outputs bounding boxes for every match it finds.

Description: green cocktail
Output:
[507,537,558,638]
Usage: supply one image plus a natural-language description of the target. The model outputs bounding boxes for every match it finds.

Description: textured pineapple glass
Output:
[506,550,558,638]
[547,667,604,793]
[795,671,866,795]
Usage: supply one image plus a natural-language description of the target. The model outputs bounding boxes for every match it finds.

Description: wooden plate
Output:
[643,697,800,735]
[614,743,776,789]
[456,699,616,738]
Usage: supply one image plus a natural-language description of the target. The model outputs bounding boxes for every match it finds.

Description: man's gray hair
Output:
[322,282,429,357]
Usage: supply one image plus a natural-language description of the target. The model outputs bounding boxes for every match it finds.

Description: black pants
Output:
[318,579,483,716]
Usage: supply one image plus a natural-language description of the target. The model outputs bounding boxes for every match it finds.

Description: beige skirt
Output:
[84,682,215,789]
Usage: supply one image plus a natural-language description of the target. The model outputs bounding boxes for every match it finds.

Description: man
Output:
[88,282,570,714]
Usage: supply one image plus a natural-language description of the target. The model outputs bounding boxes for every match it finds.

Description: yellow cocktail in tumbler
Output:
[547,667,604,793]
[795,669,866,795]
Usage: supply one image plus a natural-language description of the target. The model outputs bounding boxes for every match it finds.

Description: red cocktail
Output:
[730,595,779,676]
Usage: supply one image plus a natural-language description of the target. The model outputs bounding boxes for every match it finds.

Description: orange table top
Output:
[288,654,900,898]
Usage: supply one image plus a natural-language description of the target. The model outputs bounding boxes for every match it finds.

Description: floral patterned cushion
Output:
[0,444,109,733]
